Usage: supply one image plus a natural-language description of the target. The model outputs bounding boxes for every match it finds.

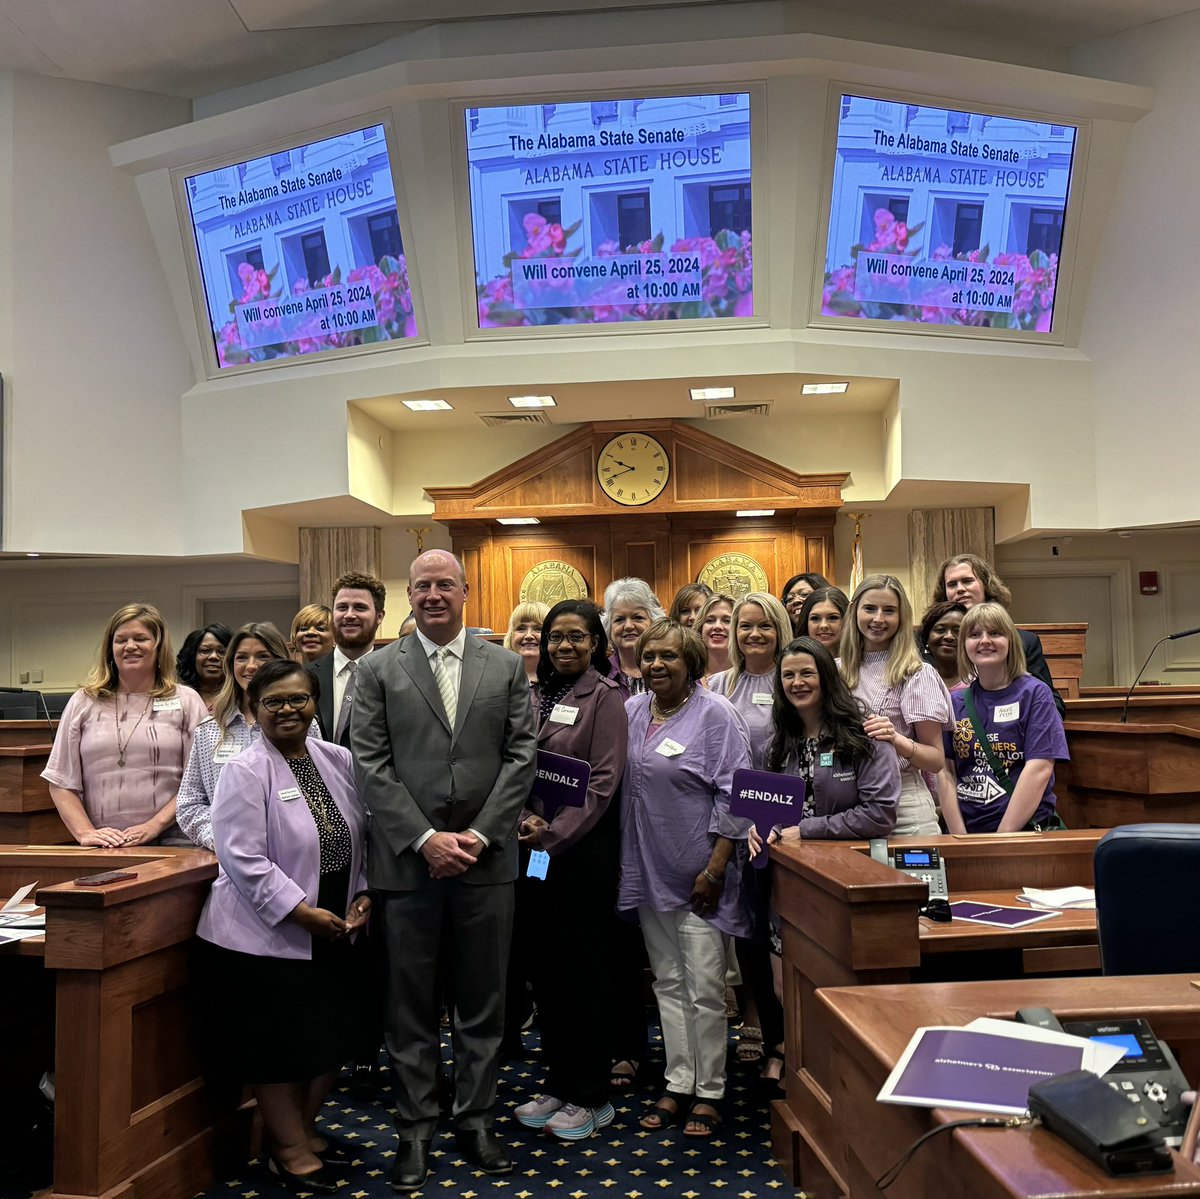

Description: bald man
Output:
[351,551,535,1189]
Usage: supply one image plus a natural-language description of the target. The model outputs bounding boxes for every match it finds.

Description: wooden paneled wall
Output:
[298,527,381,607]
[454,514,834,632]
[908,507,994,609]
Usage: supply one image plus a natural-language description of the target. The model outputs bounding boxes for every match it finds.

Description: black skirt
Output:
[200,866,371,1085]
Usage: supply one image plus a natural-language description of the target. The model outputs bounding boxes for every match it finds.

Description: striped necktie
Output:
[432,647,457,730]
[335,659,357,741]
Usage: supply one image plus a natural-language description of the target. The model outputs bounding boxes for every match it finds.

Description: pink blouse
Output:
[42,686,209,840]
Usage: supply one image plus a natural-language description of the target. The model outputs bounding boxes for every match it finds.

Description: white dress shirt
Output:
[333,644,372,735]
[410,626,488,851]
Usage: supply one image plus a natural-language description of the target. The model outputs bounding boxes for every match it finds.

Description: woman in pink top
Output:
[42,603,208,847]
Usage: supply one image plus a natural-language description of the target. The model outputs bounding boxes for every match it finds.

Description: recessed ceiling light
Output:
[497,517,541,525]
[402,399,453,412]
[25,552,39,558]
[736,509,776,518]
[508,394,556,408]
[801,382,850,395]
[689,386,736,402]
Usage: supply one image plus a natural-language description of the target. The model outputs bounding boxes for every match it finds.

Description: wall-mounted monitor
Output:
[817,92,1081,338]
[463,91,754,330]
[179,120,420,371]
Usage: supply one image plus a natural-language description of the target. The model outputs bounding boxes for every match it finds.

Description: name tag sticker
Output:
[550,704,579,725]
[152,697,182,712]
[994,702,1020,724]
[819,752,834,767]
[526,850,550,881]
[277,787,302,802]
[212,744,238,764]
[752,692,774,705]
[656,738,686,758]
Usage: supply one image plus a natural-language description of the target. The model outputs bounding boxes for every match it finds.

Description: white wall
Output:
[4,74,192,554]
[0,557,298,691]
[1073,12,1200,529]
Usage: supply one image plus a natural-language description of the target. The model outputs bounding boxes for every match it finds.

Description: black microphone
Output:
[1120,627,1200,722]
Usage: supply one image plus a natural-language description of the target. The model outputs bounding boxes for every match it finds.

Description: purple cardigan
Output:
[197,737,367,960]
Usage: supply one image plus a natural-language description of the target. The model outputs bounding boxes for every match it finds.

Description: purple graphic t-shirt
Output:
[945,675,1068,833]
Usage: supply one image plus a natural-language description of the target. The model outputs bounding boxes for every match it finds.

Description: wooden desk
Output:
[0,742,69,843]
[819,975,1200,1199]
[769,830,1107,1194]
[0,845,247,1199]
[1068,687,1200,732]
[1058,722,1200,828]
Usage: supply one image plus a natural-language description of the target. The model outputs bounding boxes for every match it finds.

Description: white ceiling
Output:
[0,0,1194,100]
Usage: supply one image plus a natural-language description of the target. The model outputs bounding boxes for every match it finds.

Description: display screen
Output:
[183,123,419,369]
[465,93,753,328]
[1089,1033,1143,1061]
[821,94,1078,334]
[896,850,932,866]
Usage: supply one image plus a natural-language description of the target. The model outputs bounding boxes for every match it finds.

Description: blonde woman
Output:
[177,622,298,851]
[697,593,736,681]
[938,603,1068,834]
[42,603,208,847]
[840,575,950,837]
[290,604,334,664]
[504,601,550,688]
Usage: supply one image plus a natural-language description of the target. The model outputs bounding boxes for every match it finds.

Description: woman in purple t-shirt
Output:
[938,603,1069,834]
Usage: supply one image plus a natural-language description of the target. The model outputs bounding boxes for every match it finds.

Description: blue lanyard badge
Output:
[526,849,550,881]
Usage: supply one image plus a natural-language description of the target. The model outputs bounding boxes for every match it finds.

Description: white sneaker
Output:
[547,1101,615,1141]
[515,1094,564,1128]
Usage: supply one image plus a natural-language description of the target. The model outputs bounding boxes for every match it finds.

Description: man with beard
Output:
[311,571,387,747]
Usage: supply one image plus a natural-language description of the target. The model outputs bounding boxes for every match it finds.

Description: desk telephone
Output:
[1017,1008,1191,1143]
[869,839,949,899]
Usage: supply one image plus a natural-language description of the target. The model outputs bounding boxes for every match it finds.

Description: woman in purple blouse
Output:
[618,619,753,1140]
[197,659,370,1193]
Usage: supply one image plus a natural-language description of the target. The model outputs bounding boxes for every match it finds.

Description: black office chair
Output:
[0,693,36,720]
[1095,824,1200,974]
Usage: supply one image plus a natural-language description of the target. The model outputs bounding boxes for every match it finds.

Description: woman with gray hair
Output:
[602,577,665,700]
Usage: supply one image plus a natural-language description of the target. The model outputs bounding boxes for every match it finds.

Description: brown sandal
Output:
[683,1101,722,1139]
[639,1090,692,1131]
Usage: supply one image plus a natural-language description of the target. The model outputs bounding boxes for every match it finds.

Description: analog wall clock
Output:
[596,432,670,507]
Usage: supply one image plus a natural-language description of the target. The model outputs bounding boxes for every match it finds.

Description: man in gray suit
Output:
[351,550,536,1190]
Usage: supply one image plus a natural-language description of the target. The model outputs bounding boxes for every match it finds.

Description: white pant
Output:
[639,906,727,1100]
[894,770,941,838]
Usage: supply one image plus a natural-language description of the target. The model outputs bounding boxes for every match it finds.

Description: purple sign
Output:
[884,1028,1084,1113]
[532,750,591,819]
[730,768,806,870]
[949,901,1060,929]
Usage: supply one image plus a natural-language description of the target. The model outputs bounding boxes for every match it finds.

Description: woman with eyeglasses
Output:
[197,658,370,1192]
[177,622,307,851]
[513,600,628,1140]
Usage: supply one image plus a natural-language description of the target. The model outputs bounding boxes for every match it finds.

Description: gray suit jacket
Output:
[350,632,537,890]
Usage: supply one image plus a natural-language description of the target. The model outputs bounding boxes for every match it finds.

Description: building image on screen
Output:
[184,124,418,369]
[465,93,752,328]
[822,95,1077,334]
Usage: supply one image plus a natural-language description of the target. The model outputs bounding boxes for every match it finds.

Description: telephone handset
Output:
[1017,1008,1191,1142]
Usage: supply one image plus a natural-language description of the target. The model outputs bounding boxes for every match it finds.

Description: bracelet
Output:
[702,868,724,886]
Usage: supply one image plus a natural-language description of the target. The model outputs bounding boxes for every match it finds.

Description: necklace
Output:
[651,684,694,722]
[115,693,152,767]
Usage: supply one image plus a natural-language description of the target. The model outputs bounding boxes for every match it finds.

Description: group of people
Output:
[37,550,1070,1192]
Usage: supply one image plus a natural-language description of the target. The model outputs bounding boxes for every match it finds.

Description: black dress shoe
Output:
[267,1154,340,1194]
[455,1128,512,1175]
[314,1134,355,1164]
[389,1139,431,1193]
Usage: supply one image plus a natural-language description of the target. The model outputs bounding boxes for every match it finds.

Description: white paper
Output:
[2,881,37,911]
[0,927,43,944]
[1018,885,1096,910]
[965,1017,1126,1075]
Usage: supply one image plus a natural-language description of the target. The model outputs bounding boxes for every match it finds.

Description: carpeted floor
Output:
[0,1021,787,1199]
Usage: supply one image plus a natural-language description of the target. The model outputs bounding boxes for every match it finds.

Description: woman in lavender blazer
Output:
[197,659,370,1194]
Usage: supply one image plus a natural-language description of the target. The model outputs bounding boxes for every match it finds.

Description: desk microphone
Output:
[1120,627,1200,723]
[0,685,55,733]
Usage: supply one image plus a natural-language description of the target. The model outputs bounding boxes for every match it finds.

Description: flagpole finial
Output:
[844,511,869,591]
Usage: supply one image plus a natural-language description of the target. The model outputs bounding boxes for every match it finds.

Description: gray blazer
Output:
[350,632,537,890]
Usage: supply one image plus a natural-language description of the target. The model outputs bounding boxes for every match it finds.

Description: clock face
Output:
[596,433,670,507]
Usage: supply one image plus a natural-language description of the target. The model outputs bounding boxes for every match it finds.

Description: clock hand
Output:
[609,459,635,470]
[606,466,635,479]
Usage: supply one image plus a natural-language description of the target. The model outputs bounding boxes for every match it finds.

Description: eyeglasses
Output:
[258,693,314,713]
[547,631,593,646]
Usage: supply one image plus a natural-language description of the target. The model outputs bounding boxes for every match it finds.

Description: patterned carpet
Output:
[0,1023,786,1199]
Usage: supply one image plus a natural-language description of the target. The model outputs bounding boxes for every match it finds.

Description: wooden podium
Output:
[1059,720,1200,827]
